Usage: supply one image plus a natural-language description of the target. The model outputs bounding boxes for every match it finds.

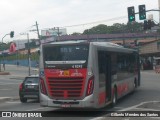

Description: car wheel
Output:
[20,97,27,103]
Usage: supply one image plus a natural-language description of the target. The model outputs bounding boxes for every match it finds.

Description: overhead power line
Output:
[63,15,127,28]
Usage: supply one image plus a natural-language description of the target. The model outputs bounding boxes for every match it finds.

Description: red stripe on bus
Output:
[98,91,106,105]
[117,83,129,96]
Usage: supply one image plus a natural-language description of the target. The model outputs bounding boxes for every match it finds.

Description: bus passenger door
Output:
[98,51,112,105]
[105,54,112,102]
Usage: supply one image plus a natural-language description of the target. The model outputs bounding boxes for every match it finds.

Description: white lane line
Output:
[90,117,105,120]
[0,82,20,85]
[0,89,12,91]
[90,101,160,120]
[150,117,160,120]
[6,101,21,104]
[118,101,160,111]
[133,107,160,111]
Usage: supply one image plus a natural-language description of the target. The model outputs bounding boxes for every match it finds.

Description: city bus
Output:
[39,41,140,109]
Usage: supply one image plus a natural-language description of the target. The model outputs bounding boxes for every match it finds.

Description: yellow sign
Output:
[64,70,70,76]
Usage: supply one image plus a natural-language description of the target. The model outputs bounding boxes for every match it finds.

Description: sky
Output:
[0,0,159,42]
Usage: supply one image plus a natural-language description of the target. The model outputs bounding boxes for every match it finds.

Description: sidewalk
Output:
[141,70,158,74]
[0,97,19,103]
[0,65,31,102]
[0,64,39,79]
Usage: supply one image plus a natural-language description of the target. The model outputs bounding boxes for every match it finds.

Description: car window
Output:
[24,77,39,84]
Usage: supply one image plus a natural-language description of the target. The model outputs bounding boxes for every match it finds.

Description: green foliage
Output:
[83,22,143,34]
[0,42,11,51]
[71,32,82,35]
[1,52,39,61]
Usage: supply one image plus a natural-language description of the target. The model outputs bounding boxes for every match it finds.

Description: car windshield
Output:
[25,77,39,84]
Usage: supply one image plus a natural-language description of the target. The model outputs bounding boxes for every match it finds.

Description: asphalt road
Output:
[0,65,160,120]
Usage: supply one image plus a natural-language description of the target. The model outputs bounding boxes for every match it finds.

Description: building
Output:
[139,40,160,70]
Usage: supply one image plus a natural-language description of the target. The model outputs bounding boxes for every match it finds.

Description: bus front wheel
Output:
[112,87,117,107]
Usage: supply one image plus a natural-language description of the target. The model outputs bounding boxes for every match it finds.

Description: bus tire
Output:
[131,78,137,94]
[112,87,117,107]
[134,79,137,88]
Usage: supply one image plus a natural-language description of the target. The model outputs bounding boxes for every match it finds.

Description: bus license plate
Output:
[61,104,71,108]
[27,85,34,89]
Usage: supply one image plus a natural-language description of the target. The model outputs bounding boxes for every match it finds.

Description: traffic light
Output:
[127,7,135,22]
[139,5,146,20]
[147,20,152,29]
[10,31,14,38]
[143,20,148,30]
[143,20,154,30]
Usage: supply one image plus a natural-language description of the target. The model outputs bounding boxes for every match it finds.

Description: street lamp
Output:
[20,33,31,76]
[0,31,14,72]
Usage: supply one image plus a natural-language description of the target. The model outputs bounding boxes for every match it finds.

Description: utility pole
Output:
[35,21,41,45]
[20,33,31,75]
[57,27,60,41]
[30,21,41,45]
[27,33,31,76]
[159,0,160,23]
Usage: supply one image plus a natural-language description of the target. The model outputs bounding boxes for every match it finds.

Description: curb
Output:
[10,77,25,80]
[0,72,10,75]
[0,97,12,103]
[0,97,19,103]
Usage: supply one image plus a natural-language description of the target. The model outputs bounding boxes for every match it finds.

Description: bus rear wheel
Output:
[112,87,117,107]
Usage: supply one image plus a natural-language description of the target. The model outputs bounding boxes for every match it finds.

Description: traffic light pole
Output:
[134,9,160,14]
[0,34,9,72]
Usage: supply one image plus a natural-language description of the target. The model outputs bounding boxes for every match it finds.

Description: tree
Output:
[83,24,108,34]
[71,32,82,35]
[126,22,143,33]
[83,22,144,34]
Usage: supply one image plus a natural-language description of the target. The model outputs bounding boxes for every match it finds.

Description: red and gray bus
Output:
[39,41,140,109]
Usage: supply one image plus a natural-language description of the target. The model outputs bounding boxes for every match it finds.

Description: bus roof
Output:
[49,40,88,45]
[43,41,137,52]
[44,40,123,47]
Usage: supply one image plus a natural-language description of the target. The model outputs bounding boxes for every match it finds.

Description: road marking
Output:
[90,117,105,120]
[133,107,160,111]
[150,117,160,120]
[118,101,160,111]
[0,89,12,91]
[0,97,11,99]
[6,101,21,104]
[0,82,20,85]
[90,101,160,120]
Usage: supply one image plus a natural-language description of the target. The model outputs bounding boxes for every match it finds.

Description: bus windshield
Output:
[43,44,89,62]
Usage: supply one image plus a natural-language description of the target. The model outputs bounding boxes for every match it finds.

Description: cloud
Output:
[0,0,159,40]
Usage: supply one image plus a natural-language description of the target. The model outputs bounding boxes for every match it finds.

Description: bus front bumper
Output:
[40,94,96,108]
